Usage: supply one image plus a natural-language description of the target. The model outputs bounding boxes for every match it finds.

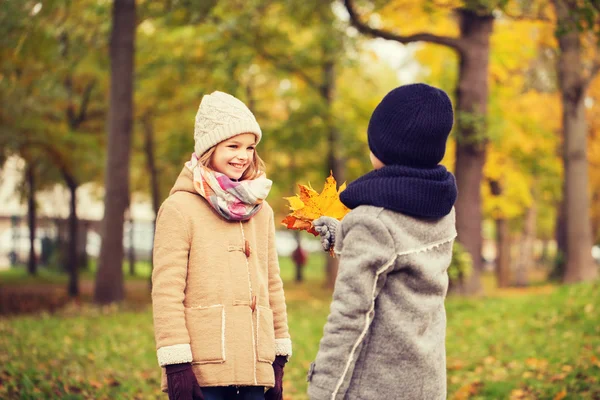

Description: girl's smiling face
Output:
[211,133,257,180]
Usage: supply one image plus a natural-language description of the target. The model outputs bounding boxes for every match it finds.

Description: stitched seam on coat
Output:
[396,234,457,257]
[186,304,224,309]
[222,306,226,361]
[257,306,261,362]
[240,221,257,385]
[185,305,227,364]
[330,254,398,400]
[257,306,278,362]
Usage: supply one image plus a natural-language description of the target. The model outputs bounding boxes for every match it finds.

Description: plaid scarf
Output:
[185,153,272,221]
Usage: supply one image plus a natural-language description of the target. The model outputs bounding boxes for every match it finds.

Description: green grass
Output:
[0,256,599,399]
[445,283,600,399]
[0,260,154,285]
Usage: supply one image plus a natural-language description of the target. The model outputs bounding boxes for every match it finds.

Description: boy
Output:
[308,83,458,400]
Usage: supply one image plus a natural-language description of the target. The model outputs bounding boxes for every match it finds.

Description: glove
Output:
[264,355,287,400]
[165,363,204,400]
[313,216,340,252]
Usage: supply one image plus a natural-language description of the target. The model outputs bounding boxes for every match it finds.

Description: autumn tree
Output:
[94,0,136,304]
[0,0,108,294]
[342,0,558,293]
[342,0,495,293]
[552,0,600,282]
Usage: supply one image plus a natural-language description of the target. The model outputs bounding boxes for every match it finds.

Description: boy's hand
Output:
[313,217,340,252]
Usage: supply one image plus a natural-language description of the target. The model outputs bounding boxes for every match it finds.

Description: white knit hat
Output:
[193,91,262,156]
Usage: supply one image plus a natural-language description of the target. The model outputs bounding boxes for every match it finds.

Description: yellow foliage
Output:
[379,0,459,38]
[282,174,350,236]
[483,146,534,220]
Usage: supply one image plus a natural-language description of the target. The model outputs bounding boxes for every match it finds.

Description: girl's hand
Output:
[265,355,287,400]
[165,363,204,400]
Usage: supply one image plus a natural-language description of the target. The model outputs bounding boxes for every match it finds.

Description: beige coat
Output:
[152,167,291,391]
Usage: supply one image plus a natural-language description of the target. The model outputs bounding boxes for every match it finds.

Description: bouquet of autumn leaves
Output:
[281,174,350,256]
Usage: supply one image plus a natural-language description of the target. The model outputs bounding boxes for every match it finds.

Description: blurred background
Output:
[1,0,599,399]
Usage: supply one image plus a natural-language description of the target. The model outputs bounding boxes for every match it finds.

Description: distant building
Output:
[0,156,156,268]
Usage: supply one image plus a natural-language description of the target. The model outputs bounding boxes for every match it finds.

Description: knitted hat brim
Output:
[194,119,262,157]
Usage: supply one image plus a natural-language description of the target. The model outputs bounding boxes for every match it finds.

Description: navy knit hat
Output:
[368,83,454,168]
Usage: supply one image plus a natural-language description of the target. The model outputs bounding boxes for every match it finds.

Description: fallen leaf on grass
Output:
[484,356,496,365]
[553,389,567,400]
[452,381,482,400]
[105,377,120,387]
[90,380,102,389]
[550,373,567,382]
[448,359,465,370]
[525,358,548,371]
[510,388,528,399]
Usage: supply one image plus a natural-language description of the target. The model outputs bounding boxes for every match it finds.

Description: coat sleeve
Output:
[151,200,193,367]
[267,208,292,358]
[307,212,396,400]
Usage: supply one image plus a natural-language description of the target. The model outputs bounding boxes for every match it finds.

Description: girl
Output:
[152,91,292,400]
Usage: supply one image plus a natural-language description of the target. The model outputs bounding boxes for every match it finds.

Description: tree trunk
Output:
[540,238,551,266]
[293,231,304,283]
[77,221,89,270]
[591,191,599,243]
[515,204,536,286]
[128,215,136,276]
[142,112,159,288]
[554,197,567,277]
[321,59,343,288]
[495,218,511,288]
[489,180,510,287]
[26,163,37,275]
[554,0,598,282]
[94,0,136,304]
[453,10,494,294]
[64,176,79,298]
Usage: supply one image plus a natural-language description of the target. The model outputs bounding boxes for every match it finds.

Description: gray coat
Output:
[307,205,456,400]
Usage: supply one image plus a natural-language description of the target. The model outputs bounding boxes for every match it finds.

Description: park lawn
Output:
[0,255,598,399]
[0,260,154,285]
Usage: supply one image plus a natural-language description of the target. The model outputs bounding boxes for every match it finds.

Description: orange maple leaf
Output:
[282,173,350,237]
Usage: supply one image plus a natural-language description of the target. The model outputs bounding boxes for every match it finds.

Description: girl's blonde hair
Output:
[198,138,266,181]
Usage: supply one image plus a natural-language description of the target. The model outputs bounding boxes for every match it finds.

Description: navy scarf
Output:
[339,165,457,219]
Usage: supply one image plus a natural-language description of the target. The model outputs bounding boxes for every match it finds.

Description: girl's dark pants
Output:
[202,386,264,400]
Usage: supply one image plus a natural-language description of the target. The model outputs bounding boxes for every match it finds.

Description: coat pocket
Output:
[185,305,225,364]
[256,305,275,363]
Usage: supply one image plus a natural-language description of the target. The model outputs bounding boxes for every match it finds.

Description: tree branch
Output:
[21,138,78,187]
[343,0,465,53]
[74,80,97,128]
[501,10,552,22]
